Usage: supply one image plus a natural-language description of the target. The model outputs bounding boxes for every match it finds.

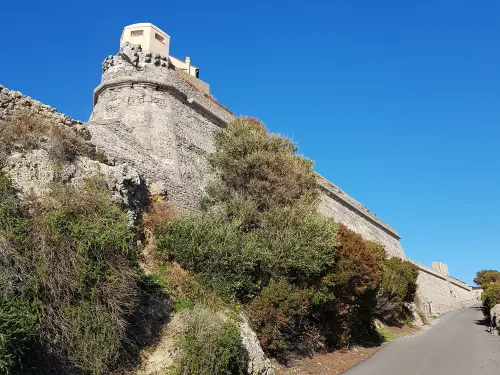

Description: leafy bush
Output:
[32,182,140,374]
[376,257,419,324]
[171,306,247,375]
[0,170,30,244]
[205,117,318,211]
[156,213,265,301]
[156,202,338,301]
[259,203,338,284]
[309,225,386,347]
[474,270,500,288]
[481,283,500,317]
[247,280,309,361]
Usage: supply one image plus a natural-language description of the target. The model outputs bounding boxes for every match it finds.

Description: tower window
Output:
[131,30,143,37]
[155,33,165,43]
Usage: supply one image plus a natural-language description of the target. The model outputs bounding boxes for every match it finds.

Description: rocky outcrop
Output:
[489,304,500,335]
[5,149,147,220]
[0,84,82,128]
[240,313,275,375]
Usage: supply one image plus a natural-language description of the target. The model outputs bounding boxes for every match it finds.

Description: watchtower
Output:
[121,23,170,57]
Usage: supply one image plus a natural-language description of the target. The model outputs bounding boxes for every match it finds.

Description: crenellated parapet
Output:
[92,42,225,126]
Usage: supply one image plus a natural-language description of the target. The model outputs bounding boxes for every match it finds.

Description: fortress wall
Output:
[317,176,405,258]
[89,44,409,258]
[88,43,235,210]
[414,262,479,315]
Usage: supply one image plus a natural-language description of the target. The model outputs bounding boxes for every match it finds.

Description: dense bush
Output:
[156,212,265,301]
[247,280,309,360]
[0,172,141,374]
[481,283,500,317]
[0,298,39,374]
[156,201,338,302]
[205,117,318,211]
[376,257,419,324]
[309,225,386,347]
[474,270,500,288]
[171,306,247,375]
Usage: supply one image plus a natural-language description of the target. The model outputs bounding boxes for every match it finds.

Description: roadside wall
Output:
[414,262,480,315]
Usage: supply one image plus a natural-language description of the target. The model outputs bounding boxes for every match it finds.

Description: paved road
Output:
[344,306,500,375]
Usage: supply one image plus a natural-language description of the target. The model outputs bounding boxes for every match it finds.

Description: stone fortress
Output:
[0,23,480,318]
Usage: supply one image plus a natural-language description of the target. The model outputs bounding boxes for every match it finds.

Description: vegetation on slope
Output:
[154,117,419,366]
[0,113,419,374]
[0,171,141,374]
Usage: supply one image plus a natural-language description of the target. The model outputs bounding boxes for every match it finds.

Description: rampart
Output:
[413,261,479,315]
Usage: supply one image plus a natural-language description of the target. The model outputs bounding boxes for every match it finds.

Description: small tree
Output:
[376,257,419,324]
[474,270,500,288]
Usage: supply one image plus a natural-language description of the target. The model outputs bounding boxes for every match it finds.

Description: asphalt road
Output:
[344,306,500,375]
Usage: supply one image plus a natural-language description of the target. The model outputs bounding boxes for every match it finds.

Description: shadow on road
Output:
[474,318,488,326]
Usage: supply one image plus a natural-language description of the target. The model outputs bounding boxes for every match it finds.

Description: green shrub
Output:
[474,270,500,288]
[259,203,338,284]
[171,306,247,375]
[61,302,121,375]
[481,283,500,317]
[247,280,309,361]
[205,117,318,211]
[308,225,386,348]
[0,174,141,374]
[32,182,139,373]
[0,170,30,244]
[376,257,419,323]
[0,298,39,374]
[156,213,265,301]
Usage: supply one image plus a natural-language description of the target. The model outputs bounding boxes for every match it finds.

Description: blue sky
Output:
[2,0,499,284]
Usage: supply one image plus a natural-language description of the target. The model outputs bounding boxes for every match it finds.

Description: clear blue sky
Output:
[2,1,499,284]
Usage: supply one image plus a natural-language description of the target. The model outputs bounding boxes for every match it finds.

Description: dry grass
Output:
[164,263,226,312]
[0,110,99,164]
[140,198,181,276]
[142,197,181,233]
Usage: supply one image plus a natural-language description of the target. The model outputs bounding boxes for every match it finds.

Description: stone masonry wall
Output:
[317,176,405,258]
[87,42,233,210]
[414,262,479,316]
